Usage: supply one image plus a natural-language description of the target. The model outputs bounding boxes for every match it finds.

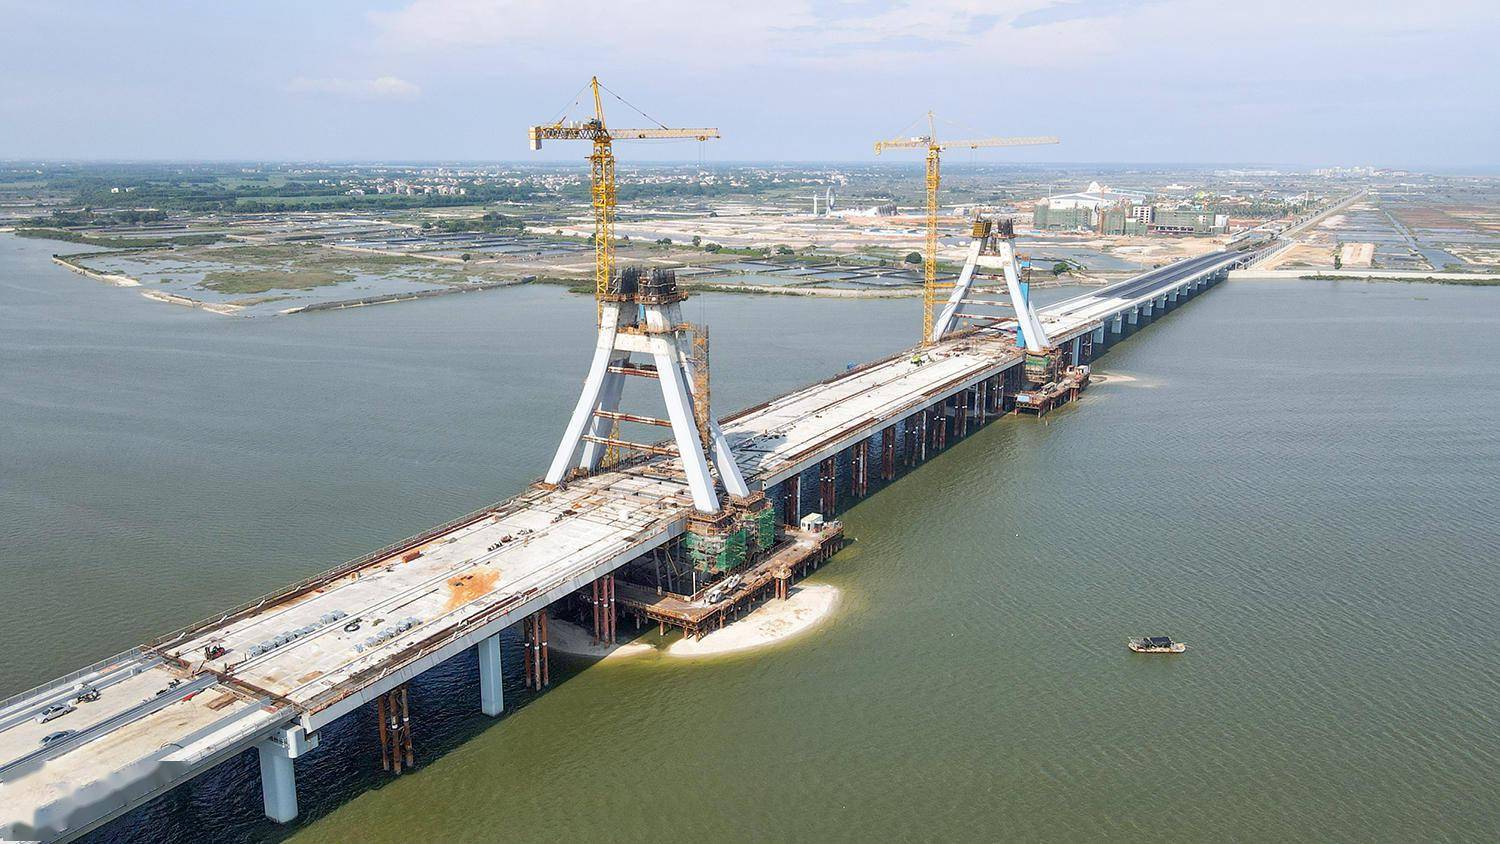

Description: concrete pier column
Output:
[478,633,504,716]
[1070,336,1081,366]
[258,743,297,823]
[1141,300,1154,318]
[1126,307,1139,326]
[257,726,316,824]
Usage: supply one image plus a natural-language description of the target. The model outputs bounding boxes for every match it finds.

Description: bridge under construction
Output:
[0,229,1261,840]
[1,76,1358,838]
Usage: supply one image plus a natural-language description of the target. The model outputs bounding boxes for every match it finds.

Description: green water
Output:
[3,234,1499,842]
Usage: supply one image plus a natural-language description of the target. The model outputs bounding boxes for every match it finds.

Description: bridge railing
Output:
[0,646,148,715]
[141,494,535,655]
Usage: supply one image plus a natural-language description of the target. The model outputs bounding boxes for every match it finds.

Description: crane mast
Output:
[528,76,718,320]
[875,113,1058,346]
[529,78,718,469]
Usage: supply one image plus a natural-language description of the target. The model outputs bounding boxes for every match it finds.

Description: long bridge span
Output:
[0,246,1247,842]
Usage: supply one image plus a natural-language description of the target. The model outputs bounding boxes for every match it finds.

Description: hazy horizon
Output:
[2,1,1496,167]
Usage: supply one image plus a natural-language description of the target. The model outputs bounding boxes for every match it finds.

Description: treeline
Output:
[422,212,525,234]
[21,209,169,227]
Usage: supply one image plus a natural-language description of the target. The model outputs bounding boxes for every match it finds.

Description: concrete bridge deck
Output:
[0,246,1245,842]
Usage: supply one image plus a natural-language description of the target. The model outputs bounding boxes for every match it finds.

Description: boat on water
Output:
[1127,636,1186,654]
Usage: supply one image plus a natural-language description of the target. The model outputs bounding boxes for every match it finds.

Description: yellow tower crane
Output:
[529,77,718,317]
[874,113,1058,345]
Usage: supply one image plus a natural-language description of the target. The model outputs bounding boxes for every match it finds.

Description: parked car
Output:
[37,703,74,724]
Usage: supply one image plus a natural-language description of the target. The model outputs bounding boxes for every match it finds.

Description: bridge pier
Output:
[818,456,836,515]
[851,439,869,498]
[478,633,504,716]
[881,425,895,481]
[257,743,297,824]
[257,725,317,824]
[1126,307,1139,326]
[522,612,550,690]
[782,473,802,526]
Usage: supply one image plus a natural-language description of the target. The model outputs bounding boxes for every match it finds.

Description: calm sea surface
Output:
[2,233,1498,842]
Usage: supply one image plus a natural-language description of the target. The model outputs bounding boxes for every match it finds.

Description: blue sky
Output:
[1,0,1495,166]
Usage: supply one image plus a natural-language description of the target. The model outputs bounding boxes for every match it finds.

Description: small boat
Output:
[1128,636,1186,654]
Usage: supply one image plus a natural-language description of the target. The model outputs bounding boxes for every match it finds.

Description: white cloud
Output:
[288,75,422,99]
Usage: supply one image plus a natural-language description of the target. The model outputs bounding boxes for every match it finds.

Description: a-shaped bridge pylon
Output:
[929,217,1052,353]
[545,267,748,514]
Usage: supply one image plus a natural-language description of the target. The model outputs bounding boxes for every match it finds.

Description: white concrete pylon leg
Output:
[546,302,626,485]
[708,420,750,498]
[578,362,625,472]
[478,633,503,716]
[997,240,1051,353]
[652,343,719,512]
[929,235,986,343]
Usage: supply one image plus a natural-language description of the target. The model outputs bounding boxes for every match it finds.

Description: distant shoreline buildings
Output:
[1032,180,1228,237]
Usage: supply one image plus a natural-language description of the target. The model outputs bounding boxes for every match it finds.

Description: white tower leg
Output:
[997,240,1051,353]
[929,235,986,343]
[547,283,742,514]
[708,420,750,498]
[652,344,720,512]
[578,362,626,471]
[546,303,625,485]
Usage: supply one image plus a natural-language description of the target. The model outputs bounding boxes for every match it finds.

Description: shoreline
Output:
[669,583,840,658]
[546,618,655,661]
[545,583,843,661]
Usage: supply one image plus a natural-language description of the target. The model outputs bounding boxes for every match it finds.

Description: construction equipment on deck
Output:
[874,113,1057,346]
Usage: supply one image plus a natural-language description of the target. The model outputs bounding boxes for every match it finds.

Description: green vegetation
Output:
[904,251,922,264]
[75,242,519,296]
[15,228,224,248]
[1052,261,1070,276]
[201,268,345,295]
[423,212,525,234]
